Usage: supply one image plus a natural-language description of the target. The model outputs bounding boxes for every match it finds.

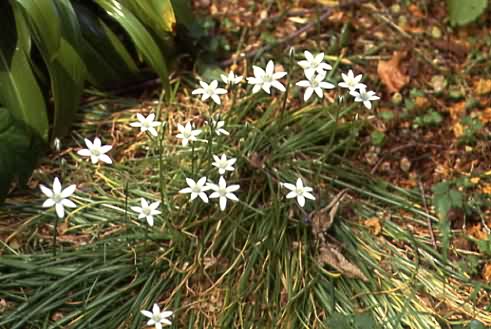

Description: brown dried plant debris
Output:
[309,190,368,281]
[377,51,410,94]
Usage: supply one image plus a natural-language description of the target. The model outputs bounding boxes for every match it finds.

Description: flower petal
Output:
[304,50,313,62]
[99,154,112,164]
[296,80,310,88]
[62,199,77,208]
[61,184,76,198]
[42,199,56,208]
[146,216,154,226]
[211,94,221,105]
[55,203,65,218]
[304,88,314,101]
[226,192,238,201]
[52,177,62,194]
[198,192,209,203]
[265,60,274,75]
[39,184,53,197]
[226,184,240,192]
[161,310,173,318]
[282,183,296,191]
[219,197,227,211]
[297,195,306,207]
[252,65,265,77]
[286,191,297,199]
[272,71,287,80]
[271,80,285,92]
[93,137,101,148]
[197,176,208,186]
[304,192,316,200]
[100,145,112,153]
[140,310,153,318]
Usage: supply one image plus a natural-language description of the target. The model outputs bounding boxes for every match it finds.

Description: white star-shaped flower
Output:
[282,178,315,208]
[350,87,380,110]
[130,113,161,137]
[208,176,240,211]
[179,177,210,203]
[140,303,173,329]
[176,122,201,146]
[212,154,236,175]
[221,71,243,85]
[338,70,367,91]
[130,198,161,227]
[206,119,230,136]
[247,60,287,94]
[295,71,335,101]
[39,177,77,219]
[77,137,112,164]
[192,80,227,105]
[298,51,332,77]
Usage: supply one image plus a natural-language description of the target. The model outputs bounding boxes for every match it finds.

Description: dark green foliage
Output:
[0,0,193,200]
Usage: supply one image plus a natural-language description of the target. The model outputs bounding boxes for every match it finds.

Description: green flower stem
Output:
[53,217,58,257]
[209,102,217,155]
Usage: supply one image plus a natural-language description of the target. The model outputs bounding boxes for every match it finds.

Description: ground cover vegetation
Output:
[1,1,491,328]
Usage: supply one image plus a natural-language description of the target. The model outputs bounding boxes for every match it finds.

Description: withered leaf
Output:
[318,242,368,281]
[377,51,410,93]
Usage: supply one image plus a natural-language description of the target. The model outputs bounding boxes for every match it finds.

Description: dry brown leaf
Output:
[478,108,491,124]
[377,52,410,93]
[364,217,382,235]
[482,184,491,195]
[470,177,481,185]
[408,4,424,17]
[311,190,348,236]
[414,96,430,110]
[467,224,489,240]
[318,242,368,281]
[452,122,464,138]
[482,263,491,282]
[475,79,491,95]
[448,101,466,121]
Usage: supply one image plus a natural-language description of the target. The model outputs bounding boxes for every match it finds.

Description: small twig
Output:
[220,8,333,67]
[418,180,437,249]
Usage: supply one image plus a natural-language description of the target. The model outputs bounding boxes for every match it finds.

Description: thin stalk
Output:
[207,102,217,161]
[53,217,58,257]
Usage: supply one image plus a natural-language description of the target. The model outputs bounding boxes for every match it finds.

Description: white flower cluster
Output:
[37,48,380,328]
[190,50,379,109]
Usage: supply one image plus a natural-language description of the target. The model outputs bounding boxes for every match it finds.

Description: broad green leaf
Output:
[94,0,170,94]
[14,0,86,138]
[447,0,488,26]
[0,108,43,201]
[74,2,139,89]
[13,0,61,57]
[469,320,486,329]
[432,181,463,261]
[123,0,176,34]
[432,181,463,220]
[0,3,48,141]
[170,0,194,29]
